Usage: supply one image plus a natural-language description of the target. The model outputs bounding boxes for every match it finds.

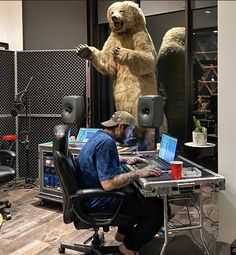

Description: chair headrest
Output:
[53,125,70,156]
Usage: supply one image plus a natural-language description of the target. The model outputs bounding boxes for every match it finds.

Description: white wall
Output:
[0,1,23,50]
[22,1,87,50]
[218,1,236,243]
[141,1,185,16]
[98,0,185,24]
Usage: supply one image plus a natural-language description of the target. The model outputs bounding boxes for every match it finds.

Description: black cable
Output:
[2,178,39,191]
[204,214,219,225]
[190,193,219,226]
[169,218,204,250]
[185,197,205,250]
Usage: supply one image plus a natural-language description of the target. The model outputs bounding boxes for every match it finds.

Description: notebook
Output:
[153,134,178,170]
[69,128,100,148]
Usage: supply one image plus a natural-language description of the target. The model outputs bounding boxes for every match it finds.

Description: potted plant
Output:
[192,116,207,146]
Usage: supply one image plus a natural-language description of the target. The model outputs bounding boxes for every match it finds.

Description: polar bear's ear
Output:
[131,2,139,8]
[137,8,146,25]
[127,2,146,26]
[132,5,146,26]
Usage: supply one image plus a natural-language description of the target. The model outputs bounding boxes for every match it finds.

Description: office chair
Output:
[53,125,136,254]
[0,149,16,220]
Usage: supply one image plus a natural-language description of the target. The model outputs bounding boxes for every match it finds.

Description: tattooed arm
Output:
[101,165,162,191]
[119,156,147,165]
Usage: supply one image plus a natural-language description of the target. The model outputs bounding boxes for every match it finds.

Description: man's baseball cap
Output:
[101,111,135,127]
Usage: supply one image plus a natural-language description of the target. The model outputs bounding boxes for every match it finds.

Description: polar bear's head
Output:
[162,27,185,48]
[107,1,146,34]
[158,27,185,57]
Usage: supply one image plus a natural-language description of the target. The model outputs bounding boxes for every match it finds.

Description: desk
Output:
[124,153,225,255]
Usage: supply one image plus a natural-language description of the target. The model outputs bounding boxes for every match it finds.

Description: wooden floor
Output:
[0,179,219,255]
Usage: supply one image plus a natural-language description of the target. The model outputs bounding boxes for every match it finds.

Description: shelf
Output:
[198,80,217,84]
[204,65,217,69]
[198,95,211,98]
[193,27,217,116]
[194,51,217,54]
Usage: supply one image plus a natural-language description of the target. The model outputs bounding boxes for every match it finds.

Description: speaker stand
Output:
[155,127,161,144]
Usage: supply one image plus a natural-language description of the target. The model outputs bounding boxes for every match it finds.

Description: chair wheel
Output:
[58,246,65,254]
[6,202,11,208]
[5,213,12,220]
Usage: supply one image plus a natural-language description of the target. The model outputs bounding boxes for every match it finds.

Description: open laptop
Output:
[69,128,100,148]
[124,134,178,173]
[152,134,178,170]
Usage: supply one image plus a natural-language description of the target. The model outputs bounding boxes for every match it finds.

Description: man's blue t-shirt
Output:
[76,130,125,212]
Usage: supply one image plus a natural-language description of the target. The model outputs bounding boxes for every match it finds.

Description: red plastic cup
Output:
[170,161,183,180]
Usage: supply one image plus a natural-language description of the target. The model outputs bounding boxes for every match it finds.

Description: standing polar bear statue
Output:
[76,1,166,149]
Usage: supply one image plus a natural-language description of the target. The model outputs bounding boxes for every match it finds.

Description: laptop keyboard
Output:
[131,159,170,171]
[148,159,170,170]
[69,141,85,148]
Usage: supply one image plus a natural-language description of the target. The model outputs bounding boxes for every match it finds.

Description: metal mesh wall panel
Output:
[0,117,16,150]
[16,50,87,178]
[0,50,16,151]
[16,50,86,114]
[0,50,15,114]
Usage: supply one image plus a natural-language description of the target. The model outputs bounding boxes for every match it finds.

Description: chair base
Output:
[59,232,120,255]
[0,200,12,220]
[59,242,120,255]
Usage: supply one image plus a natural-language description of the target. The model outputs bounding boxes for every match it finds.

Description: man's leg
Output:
[118,192,164,252]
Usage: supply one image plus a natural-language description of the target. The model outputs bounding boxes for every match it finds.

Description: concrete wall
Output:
[98,0,185,24]
[22,0,87,50]
[0,1,23,50]
[218,1,236,244]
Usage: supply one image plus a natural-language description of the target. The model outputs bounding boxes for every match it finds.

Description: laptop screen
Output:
[159,134,178,163]
[76,128,100,143]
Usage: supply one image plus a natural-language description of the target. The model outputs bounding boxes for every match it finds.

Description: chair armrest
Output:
[0,150,16,167]
[69,188,125,226]
[0,150,16,158]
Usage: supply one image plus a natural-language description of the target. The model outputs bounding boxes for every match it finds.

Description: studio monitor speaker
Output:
[138,95,164,128]
[62,96,84,124]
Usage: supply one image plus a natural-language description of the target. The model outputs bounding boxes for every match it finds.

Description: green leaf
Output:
[193,116,207,137]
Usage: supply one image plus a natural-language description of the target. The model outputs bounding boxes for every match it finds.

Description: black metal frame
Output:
[0,42,9,50]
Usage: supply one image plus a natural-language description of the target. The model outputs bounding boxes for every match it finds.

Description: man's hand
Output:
[136,165,162,178]
[101,164,162,191]
[75,44,92,59]
[126,157,147,165]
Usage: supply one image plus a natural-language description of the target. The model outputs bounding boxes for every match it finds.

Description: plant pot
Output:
[192,131,207,146]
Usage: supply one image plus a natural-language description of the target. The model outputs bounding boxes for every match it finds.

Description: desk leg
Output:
[199,193,211,255]
[160,195,168,255]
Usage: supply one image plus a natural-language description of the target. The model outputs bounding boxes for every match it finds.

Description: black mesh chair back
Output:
[0,149,16,220]
[53,125,79,224]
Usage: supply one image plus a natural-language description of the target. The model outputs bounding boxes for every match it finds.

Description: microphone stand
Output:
[23,89,35,188]
[14,77,35,188]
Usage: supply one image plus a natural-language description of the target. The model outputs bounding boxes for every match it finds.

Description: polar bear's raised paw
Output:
[76,44,92,59]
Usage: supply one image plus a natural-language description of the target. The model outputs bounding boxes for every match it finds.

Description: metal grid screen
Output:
[0,50,16,150]
[0,50,15,114]
[16,50,86,178]
[16,50,86,114]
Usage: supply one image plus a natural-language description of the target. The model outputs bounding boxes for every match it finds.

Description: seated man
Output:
[76,111,164,255]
